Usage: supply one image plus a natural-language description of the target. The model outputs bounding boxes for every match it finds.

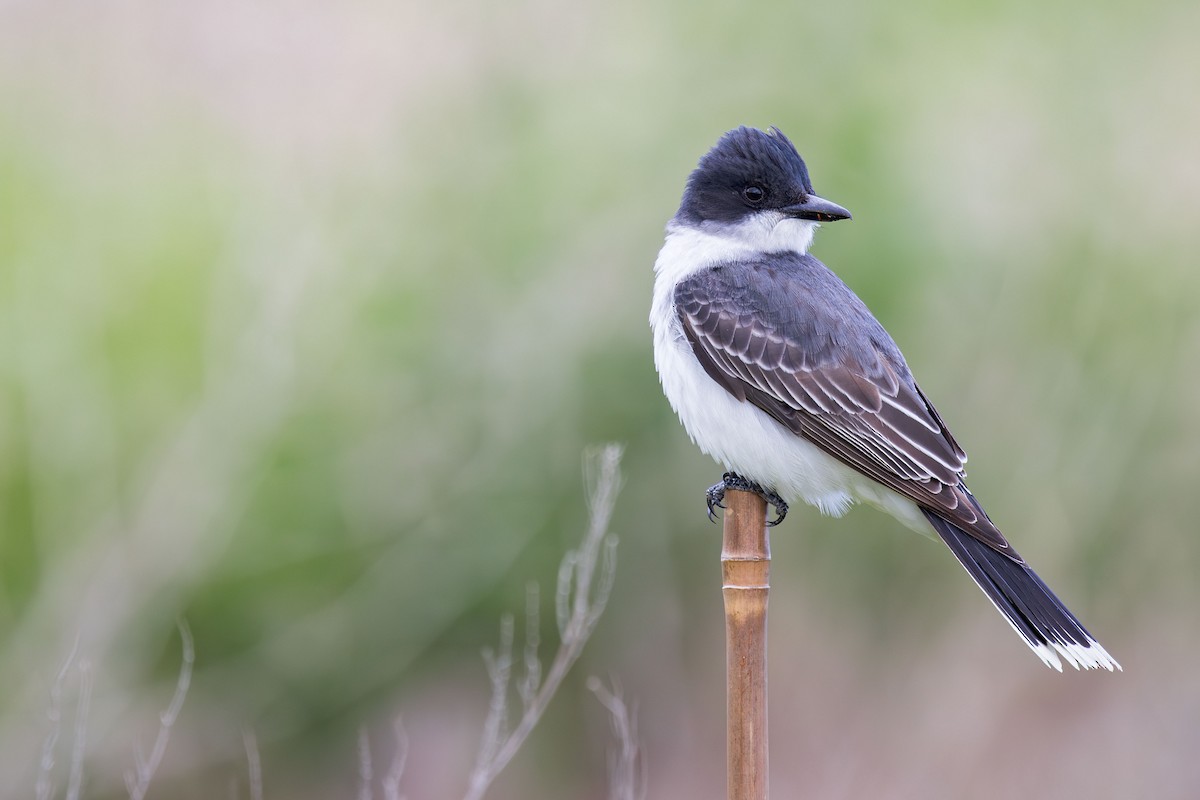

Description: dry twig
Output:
[65,660,92,800]
[35,636,80,800]
[125,619,195,800]
[381,717,408,800]
[462,444,623,800]
[588,678,645,800]
[243,728,264,800]
[358,726,374,800]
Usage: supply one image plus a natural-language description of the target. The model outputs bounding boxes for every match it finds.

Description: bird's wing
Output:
[675,257,1020,561]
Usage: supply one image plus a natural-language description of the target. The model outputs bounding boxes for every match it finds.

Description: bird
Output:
[649,125,1119,671]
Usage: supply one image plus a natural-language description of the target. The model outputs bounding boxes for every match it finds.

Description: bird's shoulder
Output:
[673,253,906,381]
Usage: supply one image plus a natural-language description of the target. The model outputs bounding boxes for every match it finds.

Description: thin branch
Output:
[589,537,619,631]
[518,582,540,709]
[588,677,645,800]
[470,614,514,779]
[126,618,195,800]
[381,717,408,800]
[65,660,93,800]
[357,726,374,800]
[462,443,623,800]
[555,551,577,639]
[36,635,80,800]
[243,728,263,800]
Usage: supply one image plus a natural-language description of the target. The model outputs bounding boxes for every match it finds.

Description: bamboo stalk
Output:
[722,488,770,800]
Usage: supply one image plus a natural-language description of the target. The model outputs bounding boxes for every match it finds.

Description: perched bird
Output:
[650,126,1119,671]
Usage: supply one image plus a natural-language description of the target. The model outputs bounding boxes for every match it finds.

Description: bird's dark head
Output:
[676,127,851,237]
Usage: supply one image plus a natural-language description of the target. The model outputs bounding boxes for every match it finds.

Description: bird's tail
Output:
[921,509,1120,672]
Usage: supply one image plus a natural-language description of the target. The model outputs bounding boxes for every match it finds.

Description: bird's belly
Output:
[652,317,859,516]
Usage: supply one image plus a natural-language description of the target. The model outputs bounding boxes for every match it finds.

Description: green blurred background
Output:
[2,0,1198,797]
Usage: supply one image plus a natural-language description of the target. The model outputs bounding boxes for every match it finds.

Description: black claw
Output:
[765,496,789,527]
[705,481,727,523]
[703,472,788,527]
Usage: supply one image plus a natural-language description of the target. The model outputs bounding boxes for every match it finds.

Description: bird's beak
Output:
[782,194,852,223]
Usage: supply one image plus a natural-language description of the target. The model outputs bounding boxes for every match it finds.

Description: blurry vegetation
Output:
[1,0,1199,797]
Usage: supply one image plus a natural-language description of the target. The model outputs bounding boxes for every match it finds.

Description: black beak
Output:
[782,194,852,222]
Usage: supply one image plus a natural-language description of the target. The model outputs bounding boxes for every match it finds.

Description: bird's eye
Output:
[742,185,766,206]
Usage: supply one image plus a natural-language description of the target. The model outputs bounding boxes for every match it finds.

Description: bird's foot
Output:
[705,472,788,527]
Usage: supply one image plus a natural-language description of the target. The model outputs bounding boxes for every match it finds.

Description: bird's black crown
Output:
[677,126,817,225]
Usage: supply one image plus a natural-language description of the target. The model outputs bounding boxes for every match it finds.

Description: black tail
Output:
[922,509,1120,672]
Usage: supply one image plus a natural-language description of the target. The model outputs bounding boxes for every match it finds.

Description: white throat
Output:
[652,213,818,298]
[708,211,818,256]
